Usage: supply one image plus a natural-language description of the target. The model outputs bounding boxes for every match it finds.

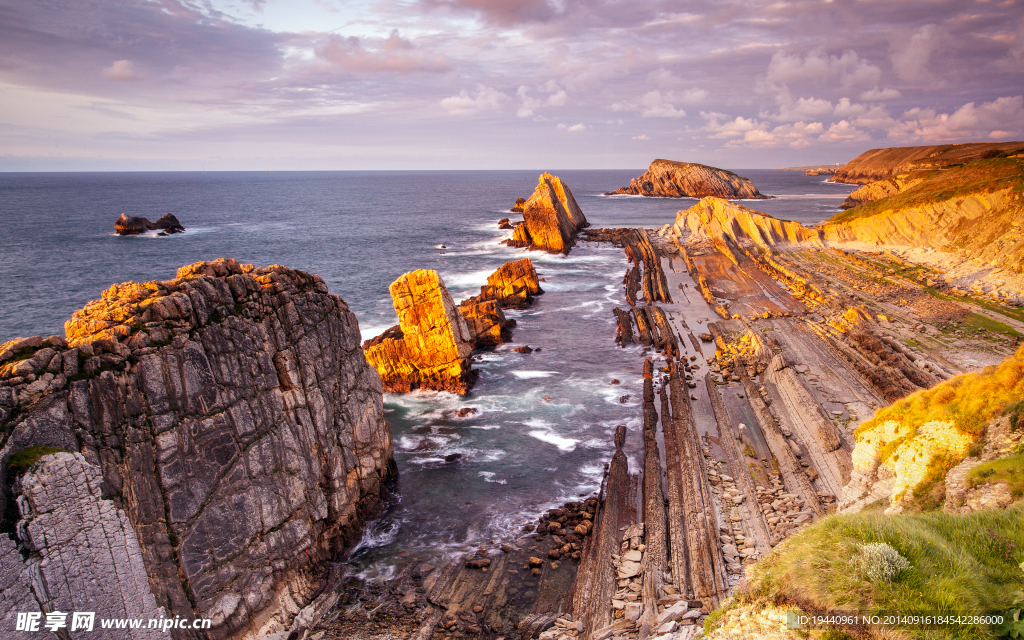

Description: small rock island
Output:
[607,159,768,199]
[115,212,186,235]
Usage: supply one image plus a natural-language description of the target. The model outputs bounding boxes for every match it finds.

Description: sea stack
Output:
[504,173,589,254]
[607,159,768,199]
[457,258,544,346]
[114,212,186,235]
[0,258,395,638]
[363,270,476,393]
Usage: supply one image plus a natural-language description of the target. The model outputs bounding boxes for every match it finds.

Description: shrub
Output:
[862,542,912,583]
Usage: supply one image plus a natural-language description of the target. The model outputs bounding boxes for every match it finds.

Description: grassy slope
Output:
[727,506,1024,639]
[856,344,1024,439]
[827,157,1024,224]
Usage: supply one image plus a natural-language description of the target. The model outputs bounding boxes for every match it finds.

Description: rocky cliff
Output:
[674,197,824,253]
[840,344,1024,513]
[0,258,395,639]
[829,141,1024,185]
[822,156,1024,273]
[363,270,476,394]
[504,173,589,254]
[607,160,767,199]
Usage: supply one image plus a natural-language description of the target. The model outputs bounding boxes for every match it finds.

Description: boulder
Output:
[459,299,512,347]
[606,159,768,199]
[503,173,588,254]
[364,269,476,394]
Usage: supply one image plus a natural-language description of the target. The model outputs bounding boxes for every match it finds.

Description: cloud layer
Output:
[1,0,1022,169]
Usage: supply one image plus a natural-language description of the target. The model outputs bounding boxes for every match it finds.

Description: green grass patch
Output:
[968,450,1024,499]
[856,345,1024,438]
[960,313,1023,338]
[5,446,67,478]
[827,157,1024,224]
[736,506,1024,639]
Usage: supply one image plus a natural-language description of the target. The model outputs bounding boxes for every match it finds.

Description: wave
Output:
[528,430,580,452]
[511,370,558,379]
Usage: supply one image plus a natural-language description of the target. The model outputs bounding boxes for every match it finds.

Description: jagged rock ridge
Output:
[0,258,395,639]
[607,160,768,199]
[504,173,589,254]
[674,197,824,253]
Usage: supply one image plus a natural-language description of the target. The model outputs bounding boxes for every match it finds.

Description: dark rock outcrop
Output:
[363,270,476,394]
[115,213,186,235]
[0,258,395,639]
[503,173,589,254]
[606,159,768,199]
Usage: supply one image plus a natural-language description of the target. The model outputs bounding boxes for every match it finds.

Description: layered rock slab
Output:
[607,159,767,199]
[504,173,589,254]
[0,258,395,639]
[363,270,476,394]
[674,197,824,253]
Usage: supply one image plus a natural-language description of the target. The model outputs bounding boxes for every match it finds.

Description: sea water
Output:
[0,168,854,576]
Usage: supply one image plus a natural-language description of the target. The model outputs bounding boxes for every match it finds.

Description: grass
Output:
[856,345,1024,439]
[827,157,1024,224]
[731,505,1024,638]
[5,445,67,478]
[968,449,1024,499]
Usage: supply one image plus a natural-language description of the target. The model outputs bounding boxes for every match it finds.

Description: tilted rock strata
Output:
[607,160,767,199]
[504,173,589,254]
[115,213,186,235]
[674,197,824,253]
[1,452,165,640]
[0,258,395,639]
[830,141,1024,184]
[470,257,543,309]
[458,299,512,347]
[363,270,476,393]
[839,175,924,209]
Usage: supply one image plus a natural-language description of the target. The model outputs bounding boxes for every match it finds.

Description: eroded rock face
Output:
[0,258,395,639]
[1,452,165,640]
[363,270,476,394]
[471,258,543,309]
[459,299,512,347]
[607,160,767,199]
[504,173,589,254]
[674,197,824,252]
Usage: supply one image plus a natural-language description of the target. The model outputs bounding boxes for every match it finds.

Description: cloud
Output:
[440,85,507,115]
[891,24,943,82]
[769,95,834,122]
[632,134,649,140]
[702,112,823,147]
[314,30,449,73]
[102,60,141,81]
[860,87,902,101]
[612,90,688,118]
[765,50,880,89]
[996,18,1024,72]
[420,0,558,25]
[890,95,1024,141]
[818,120,869,143]
[516,82,567,118]
[558,122,586,132]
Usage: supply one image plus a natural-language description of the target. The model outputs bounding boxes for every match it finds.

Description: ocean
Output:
[0,168,854,576]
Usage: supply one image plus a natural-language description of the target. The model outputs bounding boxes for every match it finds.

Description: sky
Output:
[0,0,1022,170]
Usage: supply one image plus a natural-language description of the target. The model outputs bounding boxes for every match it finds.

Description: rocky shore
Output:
[0,258,395,639]
[606,160,768,200]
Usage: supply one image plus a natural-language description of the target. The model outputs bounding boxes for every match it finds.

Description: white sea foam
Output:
[528,430,580,451]
[511,370,558,379]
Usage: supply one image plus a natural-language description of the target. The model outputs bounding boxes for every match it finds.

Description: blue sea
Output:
[0,168,854,575]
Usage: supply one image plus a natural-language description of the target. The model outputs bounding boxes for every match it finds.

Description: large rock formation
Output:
[457,258,543,347]
[0,258,395,639]
[504,173,589,254]
[674,197,824,252]
[606,159,768,199]
[115,213,186,235]
[363,270,476,394]
[829,141,1024,185]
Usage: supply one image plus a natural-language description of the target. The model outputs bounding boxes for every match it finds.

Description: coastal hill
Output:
[830,140,1024,184]
[0,259,395,639]
[606,159,768,199]
[822,154,1024,277]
